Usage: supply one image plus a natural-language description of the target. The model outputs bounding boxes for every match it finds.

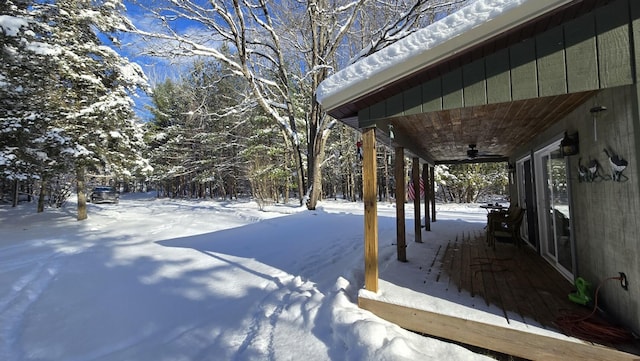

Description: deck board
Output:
[450,236,580,329]
[460,234,473,297]
[468,237,483,299]
[359,296,640,361]
[359,233,640,360]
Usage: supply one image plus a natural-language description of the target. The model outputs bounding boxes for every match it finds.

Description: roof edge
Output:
[318,0,573,114]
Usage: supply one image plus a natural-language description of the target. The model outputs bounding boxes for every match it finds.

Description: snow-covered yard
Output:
[0,194,496,361]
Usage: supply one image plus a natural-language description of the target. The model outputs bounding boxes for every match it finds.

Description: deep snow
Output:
[0,194,496,361]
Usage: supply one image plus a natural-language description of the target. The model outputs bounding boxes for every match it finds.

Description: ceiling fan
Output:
[466,144,504,159]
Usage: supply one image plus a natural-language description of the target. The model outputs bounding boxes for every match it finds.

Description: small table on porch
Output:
[480,204,505,213]
[481,204,508,246]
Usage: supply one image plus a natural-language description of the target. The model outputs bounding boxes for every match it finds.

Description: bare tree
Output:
[131,0,467,209]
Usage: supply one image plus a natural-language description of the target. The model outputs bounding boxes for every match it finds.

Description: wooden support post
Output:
[422,163,431,231]
[395,147,407,261]
[362,127,378,292]
[412,158,422,243]
[430,165,436,222]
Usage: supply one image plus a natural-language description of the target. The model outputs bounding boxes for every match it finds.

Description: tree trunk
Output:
[76,165,87,221]
[76,165,88,221]
[27,182,32,202]
[384,147,391,202]
[305,104,333,210]
[306,146,323,210]
[37,178,46,213]
[12,179,18,207]
[280,130,303,205]
[294,142,305,205]
[349,167,356,201]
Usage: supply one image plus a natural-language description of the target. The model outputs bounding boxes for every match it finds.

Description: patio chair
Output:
[485,204,514,245]
[487,206,525,249]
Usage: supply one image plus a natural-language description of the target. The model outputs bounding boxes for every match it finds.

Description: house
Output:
[317,0,639,359]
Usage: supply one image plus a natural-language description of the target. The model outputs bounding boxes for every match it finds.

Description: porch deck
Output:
[359,231,640,361]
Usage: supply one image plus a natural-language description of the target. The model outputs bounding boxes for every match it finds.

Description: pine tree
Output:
[146,59,260,199]
[1,0,70,207]
[436,163,508,203]
[1,0,150,218]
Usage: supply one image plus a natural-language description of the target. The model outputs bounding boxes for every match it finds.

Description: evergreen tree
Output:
[1,0,150,218]
[146,59,262,199]
[1,0,68,206]
[322,123,362,201]
[436,163,508,203]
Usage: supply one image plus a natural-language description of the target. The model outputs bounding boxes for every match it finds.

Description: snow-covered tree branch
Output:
[129,0,467,209]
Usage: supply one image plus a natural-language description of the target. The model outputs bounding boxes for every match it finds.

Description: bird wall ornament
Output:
[578,158,588,183]
[587,158,604,182]
[603,148,628,182]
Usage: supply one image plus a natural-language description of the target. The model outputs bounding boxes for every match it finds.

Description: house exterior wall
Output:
[570,86,640,335]
[512,85,640,334]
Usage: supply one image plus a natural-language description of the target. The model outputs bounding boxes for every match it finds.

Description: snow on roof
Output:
[316,0,571,112]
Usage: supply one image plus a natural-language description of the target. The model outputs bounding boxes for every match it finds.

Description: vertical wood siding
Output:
[358,0,637,124]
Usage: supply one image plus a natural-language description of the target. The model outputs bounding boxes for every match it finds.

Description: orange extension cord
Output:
[555,276,635,345]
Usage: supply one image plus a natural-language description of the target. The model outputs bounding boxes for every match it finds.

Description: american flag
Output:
[408,178,424,201]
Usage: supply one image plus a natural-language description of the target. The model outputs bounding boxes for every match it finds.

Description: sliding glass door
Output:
[516,157,536,248]
[534,141,574,279]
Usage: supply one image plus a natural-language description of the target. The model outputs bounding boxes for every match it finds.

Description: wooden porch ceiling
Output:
[386,91,596,164]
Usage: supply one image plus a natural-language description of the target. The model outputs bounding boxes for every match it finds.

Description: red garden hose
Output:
[555,276,635,345]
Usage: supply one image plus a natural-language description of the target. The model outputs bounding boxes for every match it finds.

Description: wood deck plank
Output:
[495,243,542,325]
[363,233,640,360]
[460,233,473,297]
[517,247,577,328]
[359,297,640,361]
[430,244,441,276]
[449,237,462,292]
[490,255,524,324]
[521,255,564,328]
[476,249,501,308]
[469,236,484,300]
[507,252,547,327]
[437,240,453,283]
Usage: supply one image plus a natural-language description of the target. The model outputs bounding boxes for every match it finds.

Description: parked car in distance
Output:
[90,186,119,204]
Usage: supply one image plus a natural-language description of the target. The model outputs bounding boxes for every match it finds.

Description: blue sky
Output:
[110,1,188,121]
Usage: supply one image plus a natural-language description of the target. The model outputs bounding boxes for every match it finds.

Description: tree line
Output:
[2,0,508,220]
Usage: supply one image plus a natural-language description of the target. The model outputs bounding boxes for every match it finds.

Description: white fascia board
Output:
[318,0,573,113]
